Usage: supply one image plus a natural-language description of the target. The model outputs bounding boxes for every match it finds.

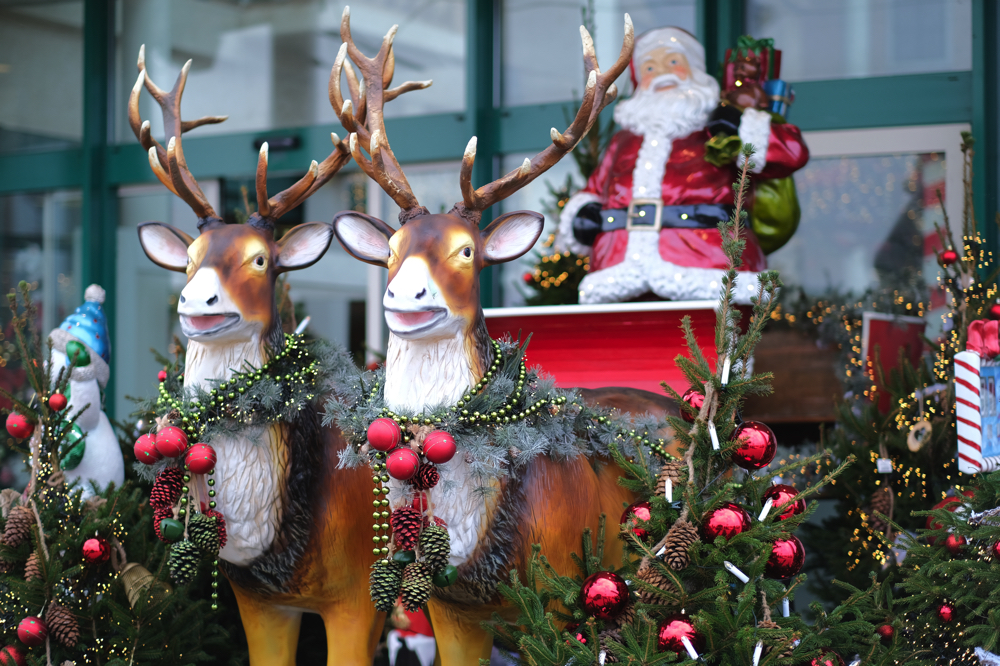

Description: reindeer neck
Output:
[384,317,493,413]
[183,336,269,394]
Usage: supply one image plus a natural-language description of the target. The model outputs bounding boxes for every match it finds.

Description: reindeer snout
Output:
[384,258,440,309]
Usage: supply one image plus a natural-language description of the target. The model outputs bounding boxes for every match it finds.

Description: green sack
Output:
[750,176,800,254]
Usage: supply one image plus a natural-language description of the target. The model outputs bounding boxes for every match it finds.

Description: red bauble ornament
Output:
[731,421,777,470]
[423,430,457,464]
[937,602,955,623]
[657,613,704,654]
[990,303,1000,320]
[765,535,805,579]
[367,418,401,452]
[522,272,534,285]
[940,249,959,266]
[4,413,33,440]
[564,622,586,645]
[580,571,629,620]
[82,536,110,564]
[943,533,966,556]
[185,443,217,475]
[876,624,895,642]
[16,616,46,648]
[47,393,67,412]
[154,426,188,458]
[387,448,420,480]
[810,651,845,666]
[620,500,653,543]
[926,491,974,544]
[133,434,161,465]
[0,646,26,666]
[762,484,806,520]
[158,369,168,382]
[991,541,1000,560]
[680,389,705,423]
[701,502,751,541]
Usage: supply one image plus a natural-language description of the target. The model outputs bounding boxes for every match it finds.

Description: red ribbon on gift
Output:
[967,320,1000,357]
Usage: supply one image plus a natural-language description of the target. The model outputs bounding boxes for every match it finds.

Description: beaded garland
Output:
[150,333,325,607]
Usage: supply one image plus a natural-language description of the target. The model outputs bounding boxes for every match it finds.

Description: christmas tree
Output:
[0,283,243,666]
[487,147,894,665]
[793,133,995,603]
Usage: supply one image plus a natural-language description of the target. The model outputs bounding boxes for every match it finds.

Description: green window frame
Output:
[0,0,994,415]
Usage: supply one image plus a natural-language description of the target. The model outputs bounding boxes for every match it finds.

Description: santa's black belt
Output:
[600,203,735,232]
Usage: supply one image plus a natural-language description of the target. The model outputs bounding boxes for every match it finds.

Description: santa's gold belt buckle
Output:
[626,199,663,232]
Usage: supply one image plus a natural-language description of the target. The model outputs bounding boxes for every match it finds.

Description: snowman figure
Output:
[47,284,124,494]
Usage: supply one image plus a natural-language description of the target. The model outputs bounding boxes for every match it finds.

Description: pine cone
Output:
[757,620,796,659]
[24,552,41,582]
[152,507,174,543]
[391,506,422,551]
[369,560,403,613]
[664,520,699,571]
[188,514,220,555]
[401,562,432,611]
[412,463,439,491]
[870,486,892,533]
[2,505,34,548]
[632,563,676,604]
[599,628,622,663]
[204,509,227,549]
[45,602,79,648]
[168,540,201,585]
[418,525,450,573]
[658,461,684,497]
[149,467,184,510]
[615,600,636,627]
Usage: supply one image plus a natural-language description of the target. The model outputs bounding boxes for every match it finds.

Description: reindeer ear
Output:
[276,222,334,271]
[481,211,544,265]
[333,211,396,267]
[138,222,193,272]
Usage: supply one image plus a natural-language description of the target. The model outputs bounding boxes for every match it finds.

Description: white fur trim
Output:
[555,191,602,257]
[977,648,1000,666]
[634,27,705,74]
[576,230,760,304]
[632,134,672,199]
[737,108,772,174]
[84,284,106,304]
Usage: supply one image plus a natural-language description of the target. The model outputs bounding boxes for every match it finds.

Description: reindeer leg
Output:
[319,602,383,666]
[426,598,492,666]
[231,584,303,666]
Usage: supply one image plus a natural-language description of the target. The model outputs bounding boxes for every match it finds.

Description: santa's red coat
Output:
[580,124,809,272]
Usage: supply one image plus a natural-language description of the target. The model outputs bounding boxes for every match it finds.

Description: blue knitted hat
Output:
[50,284,111,387]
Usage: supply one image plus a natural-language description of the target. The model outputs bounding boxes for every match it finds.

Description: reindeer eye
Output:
[462,247,472,258]
[254,256,265,267]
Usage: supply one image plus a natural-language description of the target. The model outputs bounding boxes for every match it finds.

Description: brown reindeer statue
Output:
[128,44,425,665]
[328,9,648,663]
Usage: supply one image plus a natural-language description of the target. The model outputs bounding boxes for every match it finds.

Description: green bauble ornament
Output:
[750,176,800,254]
[58,421,86,471]
[432,564,458,588]
[65,340,91,367]
[369,560,403,613]
[418,525,450,573]
[401,562,432,611]
[158,518,185,543]
[168,540,201,584]
[188,514,220,554]
[392,550,416,565]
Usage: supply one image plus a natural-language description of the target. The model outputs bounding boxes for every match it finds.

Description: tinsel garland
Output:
[325,337,671,492]
[134,334,361,481]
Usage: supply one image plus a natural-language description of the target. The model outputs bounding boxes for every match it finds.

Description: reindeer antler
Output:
[330,6,432,216]
[128,45,228,226]
[458,16,634,215]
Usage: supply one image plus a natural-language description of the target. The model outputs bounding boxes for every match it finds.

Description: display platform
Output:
[483,300,723,395]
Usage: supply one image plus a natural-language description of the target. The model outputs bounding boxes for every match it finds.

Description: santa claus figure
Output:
[556,27,809,303]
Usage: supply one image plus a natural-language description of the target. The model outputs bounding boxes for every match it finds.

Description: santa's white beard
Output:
[614,73,720,140]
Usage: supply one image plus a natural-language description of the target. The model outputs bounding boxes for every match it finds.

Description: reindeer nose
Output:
[387,288,395,298]
[415,288,426,300]
[207,295,218,306]
[179,294,186,303]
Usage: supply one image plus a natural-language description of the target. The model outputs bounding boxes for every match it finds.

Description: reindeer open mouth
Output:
[179,313,241,338]
[385,308,446,336]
